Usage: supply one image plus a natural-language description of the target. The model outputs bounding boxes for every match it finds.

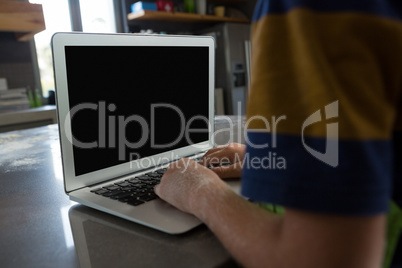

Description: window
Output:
[80,0,116,33]
[30,0,116,97]
[30,0,71,97]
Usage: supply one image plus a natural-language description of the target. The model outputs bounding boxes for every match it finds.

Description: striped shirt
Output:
[241,0,402,265]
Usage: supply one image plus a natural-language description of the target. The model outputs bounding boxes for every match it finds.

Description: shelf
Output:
[0,105,57,133]
[0,1,46,41]
[208,0,248,2]
[127,10,249,24]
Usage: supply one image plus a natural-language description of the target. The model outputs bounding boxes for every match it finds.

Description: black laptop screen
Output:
[64,45,210,176]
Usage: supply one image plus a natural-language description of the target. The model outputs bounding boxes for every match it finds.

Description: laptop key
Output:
[127,199,145,206]
[132,192,147,198]
[90,188,102,193]
[137,175,150,181]
[127,178,140,183]
[146,172,161,178]
[133,184,147,189]
[92,188,109,195]
[139,195,157,202]
[129,181,141,186]
[104,185,120,191]
[138,189,149,194]
[121,186,137,191]
[115,181,131,187]
[155,169,167,174]
[113,192,133,200]
[102,190,124,197]
[118,194,138,202]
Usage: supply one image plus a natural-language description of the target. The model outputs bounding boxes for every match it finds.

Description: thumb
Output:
[154,184,161,196]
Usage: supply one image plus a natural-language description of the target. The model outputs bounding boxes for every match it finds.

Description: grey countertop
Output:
[0,116,245,268]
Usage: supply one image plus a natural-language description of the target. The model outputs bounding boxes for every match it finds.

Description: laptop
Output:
[52,32,215,234]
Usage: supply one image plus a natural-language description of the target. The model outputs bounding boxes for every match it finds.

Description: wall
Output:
[0,31,40,91]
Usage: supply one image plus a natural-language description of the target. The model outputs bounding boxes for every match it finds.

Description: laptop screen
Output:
[64,46,209,176]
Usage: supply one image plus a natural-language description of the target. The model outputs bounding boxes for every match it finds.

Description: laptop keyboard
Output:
[90,168,167,207]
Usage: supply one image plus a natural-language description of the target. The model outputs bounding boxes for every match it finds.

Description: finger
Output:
[199,147,225,165]
[200,149,233,167]
[203,145,225,156]
[211,164,241,179]
[154,184,161,196]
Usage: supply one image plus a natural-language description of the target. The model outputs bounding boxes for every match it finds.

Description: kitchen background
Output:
[0,0,256,131]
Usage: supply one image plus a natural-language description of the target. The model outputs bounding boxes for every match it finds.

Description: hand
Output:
[199,143,246,179]
[154,158,229,215]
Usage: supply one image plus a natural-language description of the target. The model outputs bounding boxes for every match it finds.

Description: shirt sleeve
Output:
[241,0,402,215]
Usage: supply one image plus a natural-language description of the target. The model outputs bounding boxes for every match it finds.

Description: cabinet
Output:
[0,106,57,133]
[118,0,255,115]
[121,0,252,34]
[127,10,249,24]
[0,1,45,41]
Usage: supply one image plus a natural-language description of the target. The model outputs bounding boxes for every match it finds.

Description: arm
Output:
[155,0,399,266]
[155,159,386,268]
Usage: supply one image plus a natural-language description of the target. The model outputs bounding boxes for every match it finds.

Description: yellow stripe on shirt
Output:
[247,8,402,140]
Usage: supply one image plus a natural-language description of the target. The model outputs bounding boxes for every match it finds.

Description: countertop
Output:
[0,116,245,268]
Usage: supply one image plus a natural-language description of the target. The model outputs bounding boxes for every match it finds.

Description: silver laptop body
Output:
[52,32,215,234]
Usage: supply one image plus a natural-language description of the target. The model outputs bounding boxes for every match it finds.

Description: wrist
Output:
[190,178,235,223]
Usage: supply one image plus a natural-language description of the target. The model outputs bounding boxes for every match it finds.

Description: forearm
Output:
[191,182,283,268]
[191,182,386,268]
[156,159,386,268]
